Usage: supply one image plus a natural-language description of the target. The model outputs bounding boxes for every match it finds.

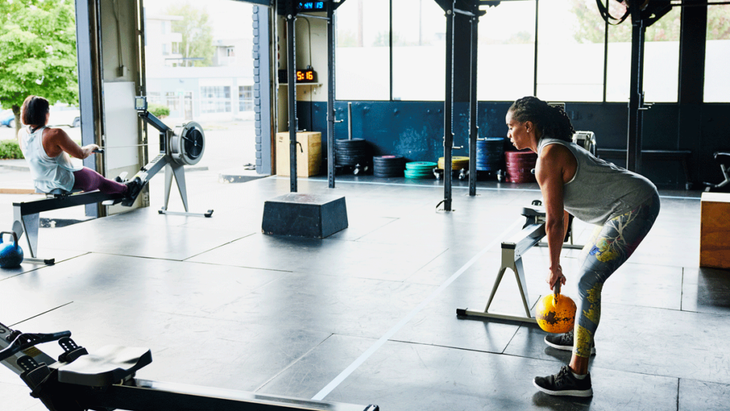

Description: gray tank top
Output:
[538,138,657,225]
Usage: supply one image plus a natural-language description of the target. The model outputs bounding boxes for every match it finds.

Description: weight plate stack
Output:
[477,138,505,171]
[335,138,370,168]
[373,155,405,178]
[404,161,437,179]
[437,156,469,171]
[505,150,537,183]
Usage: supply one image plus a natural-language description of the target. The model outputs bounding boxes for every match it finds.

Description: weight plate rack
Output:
[335,138,370,170]
[373,155,405,178]
[404,161,437,179]
[437,156,469,171]
[505,150,538,183]
[477,138,505,171]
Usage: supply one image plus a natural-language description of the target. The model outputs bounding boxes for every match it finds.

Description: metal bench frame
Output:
[457,204,583,324]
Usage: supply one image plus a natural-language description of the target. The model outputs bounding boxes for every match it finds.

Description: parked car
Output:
[48,106,81,128]
[1,111,14,128]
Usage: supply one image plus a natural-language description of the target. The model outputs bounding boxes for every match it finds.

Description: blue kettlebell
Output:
[0,231,24,268]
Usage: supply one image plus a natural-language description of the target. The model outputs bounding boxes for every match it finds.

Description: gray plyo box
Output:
[262,193,348,238]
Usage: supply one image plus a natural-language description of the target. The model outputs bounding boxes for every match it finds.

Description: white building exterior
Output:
[144,12,254,122]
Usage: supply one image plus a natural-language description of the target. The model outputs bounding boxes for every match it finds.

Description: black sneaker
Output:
[121,177,144,206]
[544,330,596,356]
[534,365,593,397]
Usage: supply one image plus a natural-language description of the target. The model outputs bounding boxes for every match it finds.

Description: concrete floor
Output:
[0,168,726,411]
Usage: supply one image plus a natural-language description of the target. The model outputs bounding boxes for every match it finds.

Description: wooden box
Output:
[700,192,730,269]
[276,131,321,177]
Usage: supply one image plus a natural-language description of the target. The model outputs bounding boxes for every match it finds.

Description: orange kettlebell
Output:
[535,281,576,334]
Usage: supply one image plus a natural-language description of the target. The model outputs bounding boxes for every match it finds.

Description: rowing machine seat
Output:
[57,345,152,387]
[41,188,83,199]
[522,205,546,218]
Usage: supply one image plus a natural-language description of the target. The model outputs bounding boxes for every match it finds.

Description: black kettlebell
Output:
[0,231,24,268]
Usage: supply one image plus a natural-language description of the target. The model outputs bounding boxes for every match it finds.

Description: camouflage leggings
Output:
[573,192,661,358]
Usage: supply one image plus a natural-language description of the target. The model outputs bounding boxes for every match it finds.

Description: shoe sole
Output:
[544,336,596,356]
[533,380,593,397]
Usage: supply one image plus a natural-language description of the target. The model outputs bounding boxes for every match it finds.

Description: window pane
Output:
[643,6,680,102]
[606,17,631,102]
[477,1,535,101]
[704,4,730,103]
[239,85,254,111]
[201,86,231,113]
[391,0,445,101]
[536,0,605,102]
[165,92,180,112]
[335,0,390,100]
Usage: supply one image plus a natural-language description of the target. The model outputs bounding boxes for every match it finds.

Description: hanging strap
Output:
[596,0,630,25]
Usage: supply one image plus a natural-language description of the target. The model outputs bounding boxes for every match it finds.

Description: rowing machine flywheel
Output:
[170,122,205,166]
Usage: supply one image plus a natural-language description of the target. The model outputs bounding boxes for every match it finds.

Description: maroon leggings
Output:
[72,167,127,195]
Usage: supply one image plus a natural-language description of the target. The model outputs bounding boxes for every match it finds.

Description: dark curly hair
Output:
[21,95,50,127]
[508,96,574,142]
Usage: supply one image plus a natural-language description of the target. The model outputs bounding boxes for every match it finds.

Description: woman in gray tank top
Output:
[506,96,660,398]
[19,95,142,200]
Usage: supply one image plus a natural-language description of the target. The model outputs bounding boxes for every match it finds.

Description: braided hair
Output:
[508,96,574,143]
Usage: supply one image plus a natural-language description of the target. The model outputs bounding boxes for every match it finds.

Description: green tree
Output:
[0,0,78,134]
[167,4,215,67]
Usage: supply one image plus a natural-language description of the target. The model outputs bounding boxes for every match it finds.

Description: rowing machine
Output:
[124,96,213,217]
[0,321,379,411]
[456,201,583,324]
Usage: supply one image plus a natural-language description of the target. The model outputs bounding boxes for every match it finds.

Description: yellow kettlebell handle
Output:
[553,279,561,303]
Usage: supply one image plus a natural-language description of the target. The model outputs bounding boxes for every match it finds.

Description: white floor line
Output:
[311,218,523,401]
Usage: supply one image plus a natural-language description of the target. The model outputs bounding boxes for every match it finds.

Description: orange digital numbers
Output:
[295,69,316,83]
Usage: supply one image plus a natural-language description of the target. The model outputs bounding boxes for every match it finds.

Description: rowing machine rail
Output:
[456,202,583,324]
[0,322,379,411]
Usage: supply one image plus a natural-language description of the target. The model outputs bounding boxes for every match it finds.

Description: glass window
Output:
[704,4,730,103]
[477,1,536,101]
[165,92,180,112]
[605,15,631,102]
[239,85,253,111]
[335,0,390,100]
[536,0,605,102]
[148,92,162,105]
[391,0,445,101]
[200,86,231,113]
[643,5,680,102]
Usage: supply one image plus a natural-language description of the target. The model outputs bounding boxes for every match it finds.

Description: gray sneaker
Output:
[544,330,596,356]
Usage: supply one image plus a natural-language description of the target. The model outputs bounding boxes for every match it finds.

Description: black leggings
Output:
[72,167,127,195]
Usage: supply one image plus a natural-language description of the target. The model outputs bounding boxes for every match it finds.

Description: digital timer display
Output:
[296,69,317,83]
[296,2,326,11]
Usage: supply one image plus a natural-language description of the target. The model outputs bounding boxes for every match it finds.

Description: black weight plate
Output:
[374,166,404,173]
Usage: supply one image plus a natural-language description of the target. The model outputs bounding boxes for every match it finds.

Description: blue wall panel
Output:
[297,100,730,188]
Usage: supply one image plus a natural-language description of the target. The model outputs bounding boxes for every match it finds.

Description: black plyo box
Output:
[262,193,348,238]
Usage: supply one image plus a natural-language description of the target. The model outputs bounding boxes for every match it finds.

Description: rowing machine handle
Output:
[0,330,72,362]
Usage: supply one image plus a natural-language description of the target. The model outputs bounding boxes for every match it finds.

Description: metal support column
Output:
[468,9,479,196]
[327,2,336,188]
[442,1,455,211]
[626,6,646,173]
[286,13,298,192]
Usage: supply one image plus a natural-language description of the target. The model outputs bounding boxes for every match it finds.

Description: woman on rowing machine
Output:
[506,96,660,398]
[18,95,142,198]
